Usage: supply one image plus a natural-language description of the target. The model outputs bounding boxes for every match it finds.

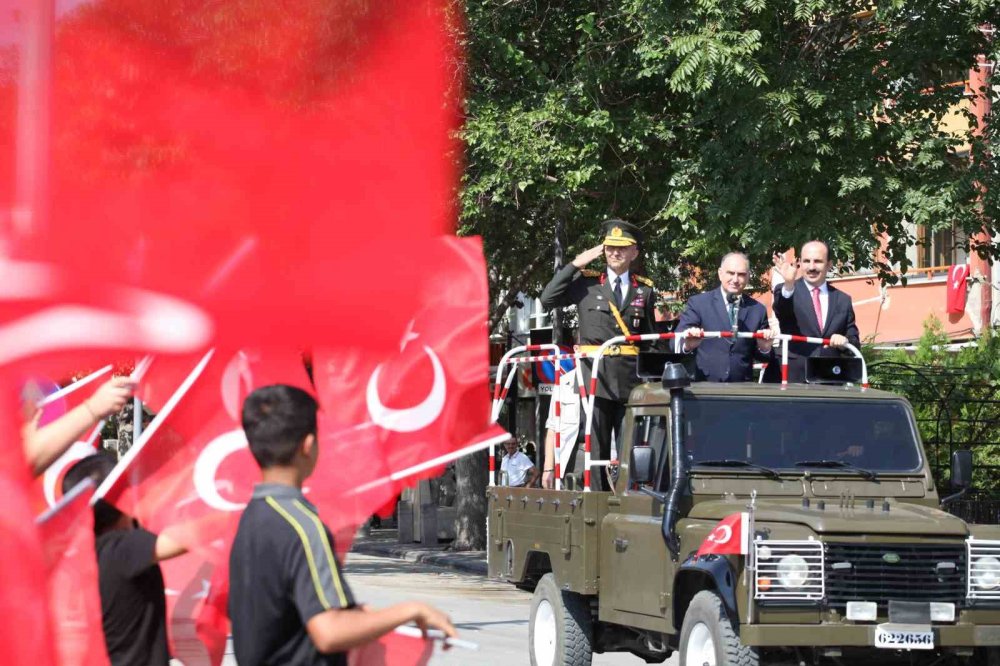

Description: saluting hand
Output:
[572,244,605,269]
[772,252,799,285]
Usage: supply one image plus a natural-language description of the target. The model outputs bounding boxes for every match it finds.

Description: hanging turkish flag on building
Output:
[947,264,970,314]
[696,513,750,557]
[36,480,110,666]
[311,237,509,534]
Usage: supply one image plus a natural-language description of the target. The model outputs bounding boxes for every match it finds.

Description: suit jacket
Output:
[764,278,860,383]
[540,264,659,401]
[677,290,769,382]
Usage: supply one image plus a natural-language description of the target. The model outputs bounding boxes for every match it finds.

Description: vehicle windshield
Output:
[684,397,921,473]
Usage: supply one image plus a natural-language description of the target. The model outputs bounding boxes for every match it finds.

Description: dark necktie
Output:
[613,276,623,308]
[727,301,737,328]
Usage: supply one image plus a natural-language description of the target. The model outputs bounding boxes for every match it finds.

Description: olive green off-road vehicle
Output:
[488,362,1000,665]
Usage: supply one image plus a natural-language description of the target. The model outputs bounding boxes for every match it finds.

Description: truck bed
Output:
[487,486,609,595]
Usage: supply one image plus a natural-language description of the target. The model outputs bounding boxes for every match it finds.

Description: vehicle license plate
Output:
[874,623,934,650]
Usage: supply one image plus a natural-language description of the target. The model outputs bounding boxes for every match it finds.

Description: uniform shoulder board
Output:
[635,274,655,287]
[580,269,601,278]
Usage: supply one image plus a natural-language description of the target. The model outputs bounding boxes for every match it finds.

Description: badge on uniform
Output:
[631,297,644,308]
[596,295,604,300]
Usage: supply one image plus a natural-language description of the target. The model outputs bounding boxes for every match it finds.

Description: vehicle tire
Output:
[529,573,593,666]
[679,590,759,666]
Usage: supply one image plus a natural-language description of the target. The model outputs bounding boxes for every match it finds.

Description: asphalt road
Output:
[343,551,678,665]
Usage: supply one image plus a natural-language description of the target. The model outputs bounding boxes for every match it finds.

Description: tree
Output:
[457,0,999,330]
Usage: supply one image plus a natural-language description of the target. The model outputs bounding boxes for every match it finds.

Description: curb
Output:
[350,539,488,577]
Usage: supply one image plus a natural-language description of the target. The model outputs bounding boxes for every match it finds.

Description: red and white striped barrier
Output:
[585,331,867,492]
[777,335,866,388]
[490,331,867,492]
[489,346,597,490]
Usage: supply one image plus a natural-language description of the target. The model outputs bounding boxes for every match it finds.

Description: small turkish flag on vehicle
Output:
[947,264,970,314]
[696,512,750,557]
[36,480,110,666]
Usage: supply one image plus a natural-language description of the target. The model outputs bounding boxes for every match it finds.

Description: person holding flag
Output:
[24,375,135,476]
[228,384,457,666]
[61,452,190,666]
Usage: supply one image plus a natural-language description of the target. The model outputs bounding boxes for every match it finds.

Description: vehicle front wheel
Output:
[529,573,593,666]
[679,590,759,666]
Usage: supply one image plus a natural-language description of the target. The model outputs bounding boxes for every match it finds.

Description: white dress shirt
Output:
[607,269,630,305]
[782,280,828,329]
[501,451,535,486]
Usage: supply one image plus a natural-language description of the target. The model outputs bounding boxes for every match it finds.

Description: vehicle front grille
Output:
[825,542,966,608]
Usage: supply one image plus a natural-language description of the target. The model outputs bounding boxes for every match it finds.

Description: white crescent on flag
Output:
[366,345,446,433]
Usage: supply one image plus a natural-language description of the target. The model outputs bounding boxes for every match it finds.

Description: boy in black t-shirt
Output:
[62,453,188,666]
[229,385,456,666]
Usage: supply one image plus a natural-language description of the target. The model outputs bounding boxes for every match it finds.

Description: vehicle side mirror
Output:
[951,450,973,491]
[630,446,656,486]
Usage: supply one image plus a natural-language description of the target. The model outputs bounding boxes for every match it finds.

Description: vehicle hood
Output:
[687,498,969,537]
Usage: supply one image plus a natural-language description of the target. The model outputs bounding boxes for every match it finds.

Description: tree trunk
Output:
[452,448,489,550]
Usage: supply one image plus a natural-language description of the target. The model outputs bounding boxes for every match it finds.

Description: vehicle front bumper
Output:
[741,622,1000,647]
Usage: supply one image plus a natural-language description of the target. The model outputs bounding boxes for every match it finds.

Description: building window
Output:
[916,224,967,270]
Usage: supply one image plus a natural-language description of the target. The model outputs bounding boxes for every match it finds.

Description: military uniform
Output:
[539,220,659,489]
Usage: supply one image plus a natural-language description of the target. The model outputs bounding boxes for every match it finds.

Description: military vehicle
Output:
[488,359,1000,665]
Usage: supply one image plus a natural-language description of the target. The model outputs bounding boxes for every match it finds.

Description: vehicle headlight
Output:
[973,556,1000,590]
[777,554,810,588]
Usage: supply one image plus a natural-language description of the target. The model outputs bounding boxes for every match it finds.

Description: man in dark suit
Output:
[678,252,775,382]
[764,240,860,383]
[540,220,660,490]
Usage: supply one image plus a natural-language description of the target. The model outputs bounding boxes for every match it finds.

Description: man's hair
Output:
[718,252,749,270]
[242,384,318,468]
[62,452,124,534]
[801,240,832,260]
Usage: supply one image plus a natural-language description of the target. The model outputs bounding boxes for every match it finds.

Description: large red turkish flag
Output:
[2,0,460,354]
[36,480,110,666]
[311,237,509,534]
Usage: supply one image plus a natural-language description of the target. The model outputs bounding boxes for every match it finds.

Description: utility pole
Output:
[968,24,995,331]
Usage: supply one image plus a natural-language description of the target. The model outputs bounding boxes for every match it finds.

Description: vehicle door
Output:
[603,408,674,627]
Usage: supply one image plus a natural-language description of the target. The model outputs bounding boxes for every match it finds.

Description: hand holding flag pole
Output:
[393,625,479,651]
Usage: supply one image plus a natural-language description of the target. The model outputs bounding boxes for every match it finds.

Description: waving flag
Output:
[2,0,460,356]
[95,348,313,663]
[36,480,110,666]
[312,237,508,534]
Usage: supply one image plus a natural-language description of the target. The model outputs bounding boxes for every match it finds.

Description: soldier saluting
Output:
[540,220,659,490]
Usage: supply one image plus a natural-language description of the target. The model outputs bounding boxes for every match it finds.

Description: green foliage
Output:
[457,1,999,330]
[869,318,1000,493]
